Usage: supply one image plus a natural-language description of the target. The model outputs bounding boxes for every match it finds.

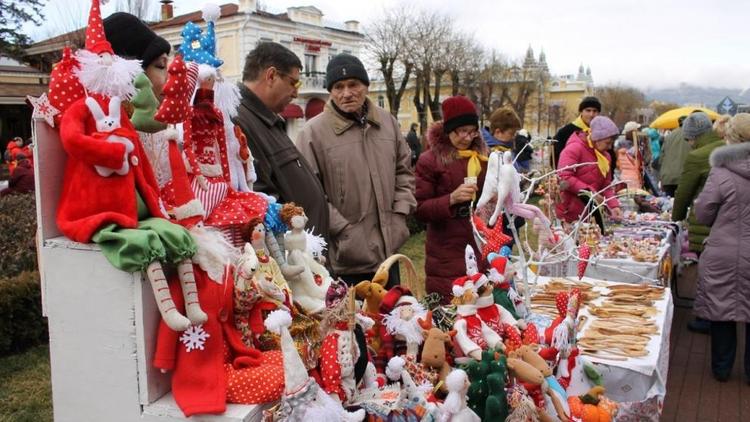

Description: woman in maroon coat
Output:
[415,96,488,302]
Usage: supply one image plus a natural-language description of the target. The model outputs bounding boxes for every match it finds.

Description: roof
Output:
[150,3,241,29]
[0,65,44,74]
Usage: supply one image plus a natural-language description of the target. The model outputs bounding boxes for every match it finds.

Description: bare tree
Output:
[596,84,647,127]
[405,10,453,129]
[364,8,413,118]
[117,0,157,21]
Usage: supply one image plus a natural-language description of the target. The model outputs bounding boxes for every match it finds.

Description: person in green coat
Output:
[660,116,691,197]
[671,111,724,334]
[672,112,724,252]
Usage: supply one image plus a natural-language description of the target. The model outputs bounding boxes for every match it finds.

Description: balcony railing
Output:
[300,71,327,92]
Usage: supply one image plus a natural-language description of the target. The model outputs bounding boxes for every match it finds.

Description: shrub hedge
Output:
[0,271,47,356]
[0,193,37,278]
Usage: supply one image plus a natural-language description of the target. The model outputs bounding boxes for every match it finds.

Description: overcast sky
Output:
[27,0,750,90]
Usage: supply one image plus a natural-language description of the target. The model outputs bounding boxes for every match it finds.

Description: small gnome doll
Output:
[538,289,581,386]
[264,309,366,421]
[476,257,530,345]
[381,287,427,358]
[452,275,504,361]
[318,292,363,404]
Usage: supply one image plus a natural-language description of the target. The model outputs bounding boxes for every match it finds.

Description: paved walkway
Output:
[661,264,750,421]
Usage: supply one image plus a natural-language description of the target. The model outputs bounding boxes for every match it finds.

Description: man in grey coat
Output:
[297,54,416,285]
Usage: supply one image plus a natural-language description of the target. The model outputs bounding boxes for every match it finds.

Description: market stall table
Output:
[565,221,679,285]
[530,276,673,421]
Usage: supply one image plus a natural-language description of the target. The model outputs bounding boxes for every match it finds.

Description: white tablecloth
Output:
[564,224,678,286]
[531,276,674,421]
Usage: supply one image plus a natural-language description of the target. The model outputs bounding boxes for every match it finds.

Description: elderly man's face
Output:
[330,78,368,113]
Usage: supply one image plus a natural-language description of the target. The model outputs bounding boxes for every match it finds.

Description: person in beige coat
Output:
[297,54,416,285]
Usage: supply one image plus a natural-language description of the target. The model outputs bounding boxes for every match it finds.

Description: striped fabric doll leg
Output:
[147,261,191,332]
[177,260,208,325]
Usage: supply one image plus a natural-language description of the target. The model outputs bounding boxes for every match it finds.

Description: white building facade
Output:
[152,0,365,140]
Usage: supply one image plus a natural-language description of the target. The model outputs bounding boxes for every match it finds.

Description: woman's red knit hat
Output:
[441,95,479,134]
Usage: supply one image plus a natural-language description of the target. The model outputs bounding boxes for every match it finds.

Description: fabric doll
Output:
[476,150,555,244]
[441,369,481,422]
[451,276,503,362]
[178,4,224,68]
[538,289,582,389]
[282,202,333,314]
[265,309,366,422]
[381,289,427,358]
[56,0,202,332]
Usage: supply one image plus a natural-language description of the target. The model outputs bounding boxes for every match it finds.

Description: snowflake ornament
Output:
[28,93,60,127]
[179,324,210,352]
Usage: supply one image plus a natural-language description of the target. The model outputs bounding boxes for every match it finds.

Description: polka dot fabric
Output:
[84,0,113,55]
[154,55,196,124]
[179,21,223,68]
[48,47,85,117]
[225,349,284,404]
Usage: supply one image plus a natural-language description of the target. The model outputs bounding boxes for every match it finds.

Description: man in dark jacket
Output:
[233,42,329,243]
[553,96,601,166]
[0,154,34,196]
[406,123,421,166]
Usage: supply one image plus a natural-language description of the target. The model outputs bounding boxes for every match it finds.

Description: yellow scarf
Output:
[572,115,590,132]
[586,134,610,177]
[457,150,489,178]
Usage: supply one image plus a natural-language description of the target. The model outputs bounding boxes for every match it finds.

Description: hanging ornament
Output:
[577,244,591,280]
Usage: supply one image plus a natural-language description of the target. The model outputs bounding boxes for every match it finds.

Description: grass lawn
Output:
[0,345,52,422]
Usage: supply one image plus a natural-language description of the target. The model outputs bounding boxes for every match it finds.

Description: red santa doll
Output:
[451,275,504,362]
[538,289,581,389]
[56,0,203,332]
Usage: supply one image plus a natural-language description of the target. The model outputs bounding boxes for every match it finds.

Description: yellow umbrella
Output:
[650,107,721,129]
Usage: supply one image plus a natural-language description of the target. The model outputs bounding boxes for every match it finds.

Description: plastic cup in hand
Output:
[464,176,477,186]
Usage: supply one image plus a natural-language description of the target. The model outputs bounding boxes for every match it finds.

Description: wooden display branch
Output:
[34,118,263,421]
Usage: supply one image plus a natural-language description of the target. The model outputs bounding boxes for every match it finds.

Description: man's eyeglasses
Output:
[454,128,479,139]
[278,71,302,89]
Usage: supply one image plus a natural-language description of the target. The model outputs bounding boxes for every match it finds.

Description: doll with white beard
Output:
[56,0,203,332]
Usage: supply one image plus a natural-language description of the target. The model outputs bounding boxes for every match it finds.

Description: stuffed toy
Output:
[264,309,366,422]
[179,4,224,68]
[47,46,85,126]
[381,287,427,357]
[510,345,570,422]
[451,276,503,362]
[484,351,509,422]
[130,73,167,133]
[506,358,570,422]
[416,310,454,395]
[487,253,520,319]
[471,214,512,263]
[385,356,436,410]
[154,264,285,416]
[505,384,541,422]
[282,202,333,314]
[441,368,481,422]
[56,0,204,333]
[538,289,581,388]
[566,386,618,422]
[476,151,555,243]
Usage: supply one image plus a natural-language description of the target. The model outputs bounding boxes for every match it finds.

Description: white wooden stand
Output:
[33,119,265,421]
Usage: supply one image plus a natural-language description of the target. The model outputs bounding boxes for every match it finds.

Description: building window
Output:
[378,95,385,108]
[259,37,273,43]
[328,48,338,62]
[343,49,352,55]
[304,54,318,76]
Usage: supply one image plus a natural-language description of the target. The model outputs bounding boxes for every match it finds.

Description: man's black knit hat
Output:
[325,53,369,91]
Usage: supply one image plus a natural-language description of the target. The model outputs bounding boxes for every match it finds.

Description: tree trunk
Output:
[413,71,428,136]
[428,69,445,122]
[381,57,398,117]
[451,70,461,96]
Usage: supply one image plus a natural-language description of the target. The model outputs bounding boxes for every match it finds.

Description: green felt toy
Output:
[464,348,509,421]
[584,361,603,386]
[493,282,520,320]
[131,73,167,133]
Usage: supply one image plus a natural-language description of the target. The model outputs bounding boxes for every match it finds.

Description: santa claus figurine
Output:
[381,287,427,358]
[56,0,202,332]
[451,275,503,362]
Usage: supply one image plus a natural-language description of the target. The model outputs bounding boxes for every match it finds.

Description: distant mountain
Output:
[644,83,750,109]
